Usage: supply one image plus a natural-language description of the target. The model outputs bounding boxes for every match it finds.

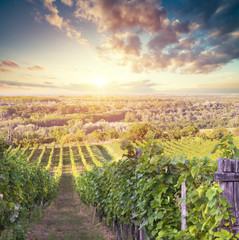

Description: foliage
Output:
[45,143,55,171]
[211,135,239,160]
[210,128,230,140]
[54,144,64,183]
[0,148,58,238]
[76,138,236,239]
[233,127,239,137]
[0,137,9,155]
[51,127,68,143]
[37,145,47,166]
[85,142,102,167]
[125,122,155,142]
[26,144,38,162]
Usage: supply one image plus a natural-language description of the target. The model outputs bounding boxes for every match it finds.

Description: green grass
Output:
[26,158,115,240]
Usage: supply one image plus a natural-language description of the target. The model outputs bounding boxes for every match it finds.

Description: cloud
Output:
[98,32,142,56]
[106,79,159,94]
[147,28,179,51]
[33,10,43,23]
[0,59,47,73]
[27,65,46,71]
[0,78,161,95]
[2,59,19,68]
[61,0,73,7]
[198,79,239,92]
[45,12,63,29]
[0,80,59,89]
[0,59,20,72]
[75,0,168,33]
[0,80,97,93]
[77,0,239,74]
[43,0,87,44]
[0,64,12,73]
[178,0,239,36]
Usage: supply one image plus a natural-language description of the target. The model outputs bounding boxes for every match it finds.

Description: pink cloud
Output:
[27,65,46,71]
[2,59,19,68]
[0,64,12,73]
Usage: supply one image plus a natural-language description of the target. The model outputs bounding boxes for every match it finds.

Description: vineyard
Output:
[1,136,239,239]
[9,141,126,174]
[10,137,239,177]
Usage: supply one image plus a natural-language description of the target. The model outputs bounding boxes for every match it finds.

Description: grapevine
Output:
[45,142,55,171]
[77,142,92,171]
[21,144,30,156]
[85,142,102,167]
[0,149,58,237]
[69,143,79,181]
[54,143,63,183]
[26,144,38,162]
[76,138,236,240]
[37,145,47,166]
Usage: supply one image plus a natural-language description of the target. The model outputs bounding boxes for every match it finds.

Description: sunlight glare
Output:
[93,76,107,87]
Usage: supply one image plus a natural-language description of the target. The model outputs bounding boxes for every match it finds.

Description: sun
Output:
[93,76,107,87]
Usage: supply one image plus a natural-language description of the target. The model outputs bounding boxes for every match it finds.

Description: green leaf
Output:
[214,229,230,238]
[191,165,200,178]
[206,188,217,200]
[208,196,217,208]
[209,207,220,216]
[235,232,239,238]
[197,185,206,198]
[157,230,166,239]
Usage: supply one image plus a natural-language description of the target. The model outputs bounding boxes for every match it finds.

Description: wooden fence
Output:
[215,158,239,235]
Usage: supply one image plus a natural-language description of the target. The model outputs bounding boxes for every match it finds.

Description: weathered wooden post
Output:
[139,224,145,240]
[181,182,186,231]
[214,158,239,235]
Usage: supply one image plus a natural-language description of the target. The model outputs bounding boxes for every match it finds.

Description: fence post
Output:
[139,224,145,240]
[181,181,186,231]
[214,158,239,235]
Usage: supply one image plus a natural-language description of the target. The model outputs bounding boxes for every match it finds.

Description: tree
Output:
[210,128,230,140]
[124,112,138,122]
[126,122,154,142]
[233,127,239,137]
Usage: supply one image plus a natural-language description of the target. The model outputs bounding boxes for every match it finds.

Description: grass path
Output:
[26,160,116,240]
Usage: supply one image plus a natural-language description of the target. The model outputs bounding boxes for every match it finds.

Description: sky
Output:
[0,0,239,96]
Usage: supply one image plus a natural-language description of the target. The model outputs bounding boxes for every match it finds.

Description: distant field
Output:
[200,127,236,133]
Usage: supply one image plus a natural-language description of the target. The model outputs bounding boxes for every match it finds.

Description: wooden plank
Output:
[234,182,239,226]
[224,159,232,172]
[220,181,234,226]
[221,182,234,207]
[218,158,225,172]
[236,160,239,172]
[215,172,239,182]
[231,159,237,172]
